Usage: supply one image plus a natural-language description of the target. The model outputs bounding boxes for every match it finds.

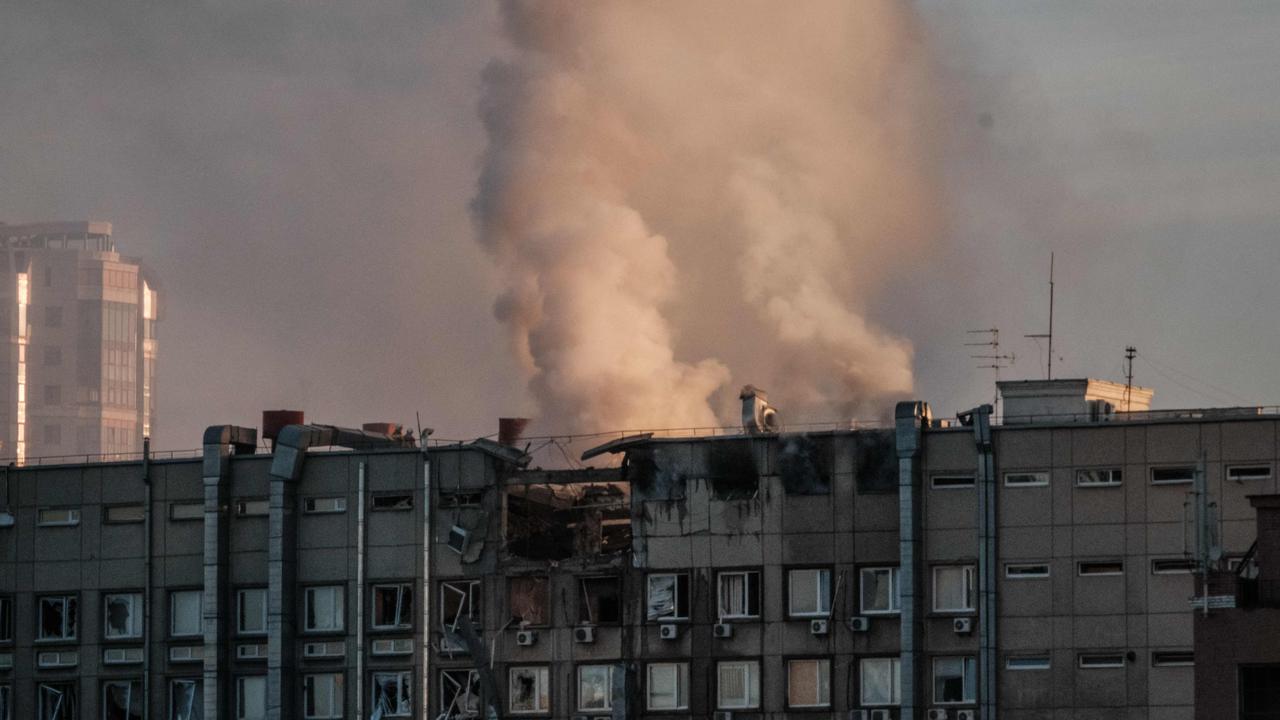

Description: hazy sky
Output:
[2,2,1278,450]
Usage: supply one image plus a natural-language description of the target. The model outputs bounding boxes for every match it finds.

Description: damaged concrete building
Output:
[0,378,1277,718]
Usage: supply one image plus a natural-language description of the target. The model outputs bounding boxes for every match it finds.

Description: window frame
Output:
[1075,468,1122,487]
[234,498,269,518]
[932,655,977,705]
[576,664,614,713]
[438,668,481,720]
[370,670,413,718]
[859,656,902,707]
[786,567,832,619]
[645,662,689,712]
[932,565,976,614]
[1003,471,1049,487]
[439,579,482,632]
[1151,558,1196,575]
[716,568,762,621]
[38,681,78,719]
[716,659,762,710]
[1227,464,1272,482]
[36,507,81,527]
[170,589,203,638]
[371,583,413,631]
[103,591,144,641]
[303,585,345,634]
[507,665,551,715]
[1150,466,1195,485]
[302,496,347,515]
[785,657,831,709]
[1078,560,1125,577]
[646,572,690,622]
[577,575,622,626]
[370,493,413,512]
[1151,651,1194,667]
[37,593,78,642]
[102,678,144,720]
[169,678,202,720]
[860,566,901,615]
[302,672,344,720]
[930,474,975,490]
[103,504,145,524]
[506,576,550,628]
[236,675,267,720]
[1004,563,1050,580]
[1005,655,1051,671]
[0,595,12,643]
[1078,653,1126,669]
[169,502,203,521]
[236,588,268,637]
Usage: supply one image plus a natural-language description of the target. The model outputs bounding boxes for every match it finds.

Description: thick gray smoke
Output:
[474,0,944,432]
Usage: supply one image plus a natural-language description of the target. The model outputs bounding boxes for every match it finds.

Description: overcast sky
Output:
[1,2,1277,450]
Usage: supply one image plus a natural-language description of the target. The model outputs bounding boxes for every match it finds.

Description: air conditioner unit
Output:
[371,638,413,656]
[713,623,733,638]
[659,623,680,640]
[447,525,470,555]
[927,709,950,720]
[303,641,345,658]
[955,710,976,720]
[953,617,973,634]
[168,645,202,663]
[870,710,893,720]
[574,626,596,644]
[37,651,78,668]
[848,616,870,632]
[516,630,538,646]
[236,643,268,660]
[713,712,734,720]
[810,618,830,635]
[103,647,143,665]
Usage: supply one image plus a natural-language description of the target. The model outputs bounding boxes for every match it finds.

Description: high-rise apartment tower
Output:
[0,221,157,462]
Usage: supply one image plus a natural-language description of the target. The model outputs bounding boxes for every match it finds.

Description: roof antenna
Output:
[967,328,1015,416]
[1024,252,1055,379]
[1124,346,1137,412]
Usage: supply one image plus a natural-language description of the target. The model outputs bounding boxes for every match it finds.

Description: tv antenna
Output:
[1124,346,1137,411]
[967,328,1015,412]
[1025,252,1056,379]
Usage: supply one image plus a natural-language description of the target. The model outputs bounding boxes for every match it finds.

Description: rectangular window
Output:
[439,669,480,719]
[0,686,8,720]
[440,490,483,509]
[860,567,900,614]
[303,673,343,719]
[1151,651,1194,667]
[508,576,549,626]
[170,502,203,521]
[371,672,412,717]
[1006,655,1051,671]
[236,676,266,720]
[1078,561,1124,576]
[170,679,202,720]
[933,565,976,613]
[440,579,482,632]
[787,658,830,708]
[104,592,143,639]
[933,656,976,704]
[235,499,268,517]
[104,505,145,524]
[171,591,202,637]
[38,595,77,641]
[646,573,689,621]
[237,589,267,635]
[37,508,80,527]
[1076,468,1122,487]
[1004,471,1049,487]
[717,660,761,710]
[931,475,975,489]
[717,570,761,619]
[1078,653,1126,668]
[303,497,347,514]
[787,568,831,618]
[1227,465,1272,482]
[38,682,78,719]
[1151,466,1195,485]
[372,584,412,630]
[646,663,689,711]
[304,586,344,633]
[102,679,143,719]
[371,494,412,511]
[578,576,621,625]
[1152,558,1197,575]
[859,657,901,706]
[508,666,550,714]
[577,665,613,712]
[0,596,12,642]
[1004,563,1050,579]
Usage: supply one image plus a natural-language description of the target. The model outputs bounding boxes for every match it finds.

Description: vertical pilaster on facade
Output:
[970,405,998,720]
[896,400,929,720]
[266,473,297,720]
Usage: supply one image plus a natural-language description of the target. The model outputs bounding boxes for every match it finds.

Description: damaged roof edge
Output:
[467,437,532,467]
[580,433,655,461]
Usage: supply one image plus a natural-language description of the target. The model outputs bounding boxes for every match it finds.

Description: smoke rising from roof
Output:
[474,0,944,432]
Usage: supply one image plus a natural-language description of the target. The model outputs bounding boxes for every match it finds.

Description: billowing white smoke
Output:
[474,0,943,432]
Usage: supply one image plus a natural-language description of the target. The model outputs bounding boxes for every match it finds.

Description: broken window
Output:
[578,576,621,625]
[302,673,342,719]
[504,481,630,561]
[646,574,689,621]
[717,570,761,619]
[372,494,413,511]
[787,568,831,618]
[779,435,833,495]
[102,679,143,720]
[371,672,412,717]
[440,580,482,630]
[104,592,143,639]
[372,584,413,630]
[787,658,830,708]
[169,679,201,720]
[577,665,613,712]
[508,576,549,627]
[709,440,759,500]
[38,682,78,720]
[508,666,550,714]
[38,595,77,641]
[439,669,481,719]
[440,489,483,508]
[625,448,686,500]
[855,430,897,493]
[646,663,689,711]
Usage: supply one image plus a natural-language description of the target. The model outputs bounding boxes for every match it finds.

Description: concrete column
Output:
[896,401,930,720]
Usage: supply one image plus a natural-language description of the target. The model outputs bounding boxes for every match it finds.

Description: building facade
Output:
[0,221,158,463]
[0,379,1274,718]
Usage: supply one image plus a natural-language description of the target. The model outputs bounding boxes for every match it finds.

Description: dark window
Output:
[855,430,897,493]
[1151,466,1195,485]
[0,595,12,642]
[1240,664,1280,719]
[372,584,412,630]
[508,576,550,626]
[440,490,482,508]
[708,440,759,500]
[578,577,621,625]
[102,679,143,719]
[104,505,145,524]
[372,494,412,511]
[778,435,832,495]
[38,595,77,640]
[931,475,975,489]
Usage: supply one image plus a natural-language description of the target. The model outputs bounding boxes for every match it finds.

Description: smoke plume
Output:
[474,0,945,432]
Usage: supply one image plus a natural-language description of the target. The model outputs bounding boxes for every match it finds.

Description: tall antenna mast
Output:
[1124,346,1137,411]
[1024,252,1056,380]
[967,328,1015,414]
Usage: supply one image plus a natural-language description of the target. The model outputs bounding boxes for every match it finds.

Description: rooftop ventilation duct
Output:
[740,385,780,434]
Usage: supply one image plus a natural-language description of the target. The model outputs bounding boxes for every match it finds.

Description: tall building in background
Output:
[0,221,157,462]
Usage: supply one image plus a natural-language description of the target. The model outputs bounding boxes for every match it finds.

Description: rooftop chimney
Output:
[499,417,530,447]
[740,385,780,434]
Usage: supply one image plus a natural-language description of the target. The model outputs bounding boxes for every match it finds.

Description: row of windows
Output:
[22,494,390,527]
[940,463,1273,489]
